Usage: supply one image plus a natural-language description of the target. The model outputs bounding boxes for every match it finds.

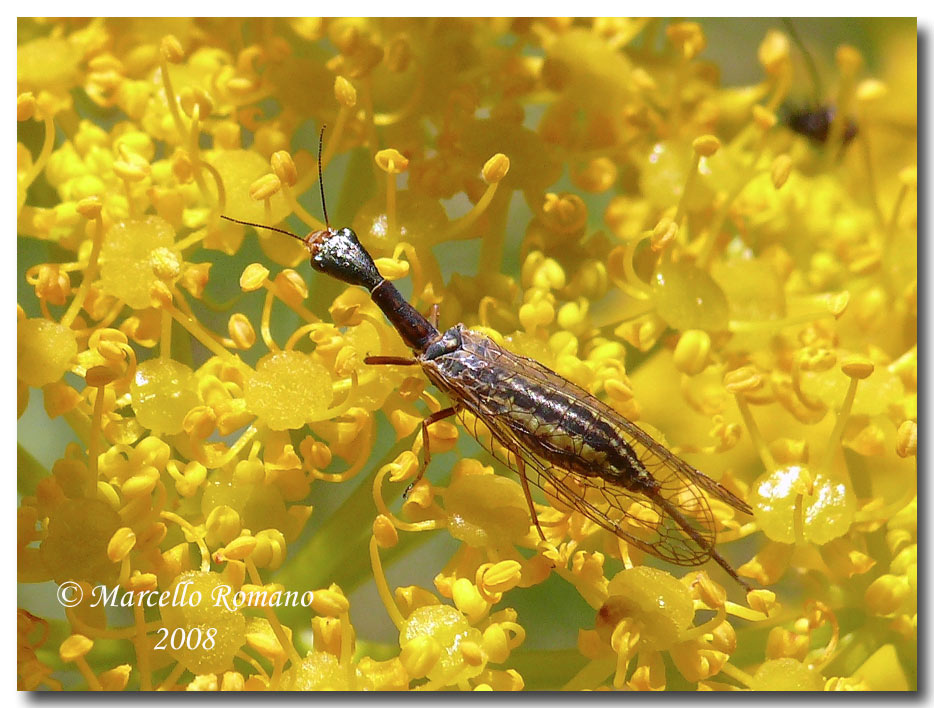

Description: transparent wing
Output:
[454,403,720,567]
[612,416,753,516]
[476,337,752,516]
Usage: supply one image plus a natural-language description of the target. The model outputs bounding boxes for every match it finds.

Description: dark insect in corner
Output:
[786,105,859,146]
[221,129,753,591]
[781,18,859,146]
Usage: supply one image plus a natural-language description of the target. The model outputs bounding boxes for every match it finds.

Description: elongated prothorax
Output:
[307,227,439,353]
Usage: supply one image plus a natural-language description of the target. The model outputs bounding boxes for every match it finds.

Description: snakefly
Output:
[222,130,753,590]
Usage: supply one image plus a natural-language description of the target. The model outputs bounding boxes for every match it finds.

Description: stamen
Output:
[165,302,237,363]
[158,36,189,146]
[87,386,105,497]
[160,310,172,360]
[186,103,212,202]
[61,204,105,328]
[446,154,510,241]
[561,656,616,691]
[260,289,277,351]
[717,660,754,689]
[21,112,56,191]
[160,510,211,572]
[816,358,872,476]
[679,606,728,642]
[371,457,442,533]
[244,557,303,666]
[132,604,152,690]
[369,535,406,630]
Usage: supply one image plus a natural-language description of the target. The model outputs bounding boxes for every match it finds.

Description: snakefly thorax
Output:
[420,325,463,361]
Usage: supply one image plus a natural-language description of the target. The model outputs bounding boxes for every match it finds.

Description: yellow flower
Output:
[17,18,916,691]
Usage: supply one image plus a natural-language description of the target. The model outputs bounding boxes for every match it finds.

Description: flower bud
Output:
[270,150,298,187]
[334,76,357,107]
[76,196,103,219]
[206,505,241,546]
[85,365,117,387]
[841,356,874,380]
[179,86,214,119]
[480,560,522,594]
[759,30,790,75]
[311,587,350,616]
[865,574,909,615]
[60,634,93,662]
[724,366,764,394]
[836,45,863,76]
[692,135,720,157]
[673,330,711,375]
[373,514,399,548]
[771,154,793,189]
[240,263,269,291]
[107,527,137,562]
[221,535,257,560]
[452,578,488,622]
[753,105,778,131]
[896,420,917,458]
[249,173,281,201]
[856,79,887,103]
[17,92,36,121]
[228,313,256,349]
[400,635,441,678]
[375,148,409,174]
[274,269,308,301]
[482,153,510,184]
[160,35,184,63]
[747,589,776,615]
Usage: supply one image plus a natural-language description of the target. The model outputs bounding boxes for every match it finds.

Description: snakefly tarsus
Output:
[220,134,753,591]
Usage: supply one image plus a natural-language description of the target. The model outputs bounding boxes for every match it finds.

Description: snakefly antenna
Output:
[316,125,330,230]
[219,125,332,241]
[218,216,305,242]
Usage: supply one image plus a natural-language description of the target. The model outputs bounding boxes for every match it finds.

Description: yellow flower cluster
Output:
[18,18,916,691]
